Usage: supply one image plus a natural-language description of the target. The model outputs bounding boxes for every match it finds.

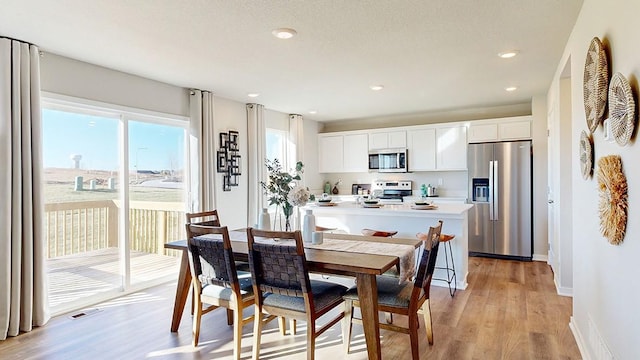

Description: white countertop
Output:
[303,201,473,219]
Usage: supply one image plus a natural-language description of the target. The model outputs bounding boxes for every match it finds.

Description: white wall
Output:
[212,97,248,230]
[550,0,640,358]
[40,52,189,117]
[531,95,550,260]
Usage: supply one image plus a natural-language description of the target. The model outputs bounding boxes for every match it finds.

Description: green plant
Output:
[260,159,305,230]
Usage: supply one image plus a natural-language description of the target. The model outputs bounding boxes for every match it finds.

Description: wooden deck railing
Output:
[44,200,185,258]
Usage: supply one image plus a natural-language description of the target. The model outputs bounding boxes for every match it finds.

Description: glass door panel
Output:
[42,108,122,313]
[127,120,186,286]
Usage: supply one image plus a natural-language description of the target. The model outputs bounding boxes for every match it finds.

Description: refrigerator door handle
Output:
[489,160,494,220]
[494,160,499,221]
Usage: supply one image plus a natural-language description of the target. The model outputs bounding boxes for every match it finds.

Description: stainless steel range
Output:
[373,180,412,203]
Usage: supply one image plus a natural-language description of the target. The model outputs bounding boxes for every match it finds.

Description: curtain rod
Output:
[0,35,35,46]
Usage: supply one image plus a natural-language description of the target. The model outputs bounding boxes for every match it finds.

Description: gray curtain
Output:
[189,90,216,212]
[246,103,266,226]
[0,38,50,340]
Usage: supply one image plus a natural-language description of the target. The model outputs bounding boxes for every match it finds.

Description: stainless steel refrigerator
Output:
[467,141,532,260]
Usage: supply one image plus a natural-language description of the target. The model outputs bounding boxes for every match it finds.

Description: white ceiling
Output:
[0,0,583,122]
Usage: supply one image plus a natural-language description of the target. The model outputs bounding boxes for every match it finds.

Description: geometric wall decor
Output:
[217,130,241,191]
[583,37,609,133]
[579,130,593,179]
[597,155,627,245]
[607,72,636,146]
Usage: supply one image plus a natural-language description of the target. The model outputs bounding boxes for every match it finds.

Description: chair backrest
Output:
[246,228,311,298]
[186,224,239,292]
[413,220,443,292]
[186,210,221,227]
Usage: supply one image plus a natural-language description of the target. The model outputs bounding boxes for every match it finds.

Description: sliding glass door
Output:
[42,98,189,314]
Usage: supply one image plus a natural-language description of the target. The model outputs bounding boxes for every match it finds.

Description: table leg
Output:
[170,249,191,332]
[356,273,381,360]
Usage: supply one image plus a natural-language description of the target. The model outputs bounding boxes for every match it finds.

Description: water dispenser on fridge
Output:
[471,178,489,202]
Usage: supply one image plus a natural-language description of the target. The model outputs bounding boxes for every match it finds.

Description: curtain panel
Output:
[288,114,304,184]
[246,103,266,226]
[0,38,50,340]
[189,90,216,212]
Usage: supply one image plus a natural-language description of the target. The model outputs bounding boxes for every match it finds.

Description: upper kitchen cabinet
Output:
[436,125,467,170]
[407,127,436,171]
[468,116,532,143]
[318,132,368,173]
[368,130,406,150]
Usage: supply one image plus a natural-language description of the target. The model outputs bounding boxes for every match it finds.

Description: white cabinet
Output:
[368,130,406,150]
[343,133,369,172]
[436,125,467,170]
[318,135,343,173]
[407,128,436,171]
[318,132,368,173]
[468,116,532,143]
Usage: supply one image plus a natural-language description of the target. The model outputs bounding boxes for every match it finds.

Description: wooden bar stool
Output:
[434,234,456,297]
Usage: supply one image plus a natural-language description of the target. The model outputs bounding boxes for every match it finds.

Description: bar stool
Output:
[434,234,456,297]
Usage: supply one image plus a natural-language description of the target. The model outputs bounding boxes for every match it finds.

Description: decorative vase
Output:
[302,209,315,243]
[332,185,339,194]
[258,208,271,230]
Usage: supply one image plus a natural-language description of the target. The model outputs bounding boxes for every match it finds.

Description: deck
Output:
[47,248,180,312]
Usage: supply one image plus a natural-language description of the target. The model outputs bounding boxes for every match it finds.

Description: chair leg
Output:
[385,312,394,324]
[408,313,420,360]
[421,299,434,345]
[252,309,264,360]
[306,318,315,360]
[290,319,297,335]
[227,308,234,326]
[342,300,354,354]
[192,299,202,346]
[278,316,286,336]
[233,308,243,360]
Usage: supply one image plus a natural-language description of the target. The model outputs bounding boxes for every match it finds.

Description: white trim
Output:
[570,316,591,360]
[42,91,189,124]
[554,277,573,297]
[532,253,548,262]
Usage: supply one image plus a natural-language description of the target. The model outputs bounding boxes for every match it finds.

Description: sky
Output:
[42,108,185,171]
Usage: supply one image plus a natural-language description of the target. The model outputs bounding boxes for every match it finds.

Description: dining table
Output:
[164,229,421,360]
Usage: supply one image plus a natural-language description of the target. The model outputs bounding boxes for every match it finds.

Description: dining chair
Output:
[246,228,348,360]
[186,224,277,359]
[342,220,443,360]
[186,210,221,226]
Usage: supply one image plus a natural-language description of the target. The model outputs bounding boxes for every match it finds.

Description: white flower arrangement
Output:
[287,185,310,207]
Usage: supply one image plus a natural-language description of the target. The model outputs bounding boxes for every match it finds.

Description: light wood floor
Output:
[0,257,581,359]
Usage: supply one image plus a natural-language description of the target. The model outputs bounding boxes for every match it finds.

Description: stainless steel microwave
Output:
[368,149,408,173]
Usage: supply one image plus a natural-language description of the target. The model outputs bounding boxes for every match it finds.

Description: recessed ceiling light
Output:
[272,28,297,39]
[247,93,260,98]
[308,110,318,114]
[370,85,384,91]
[505,86,518,92]
[498,50,519,59]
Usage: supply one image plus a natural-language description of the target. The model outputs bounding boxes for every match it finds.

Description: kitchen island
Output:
[301,202,474,290]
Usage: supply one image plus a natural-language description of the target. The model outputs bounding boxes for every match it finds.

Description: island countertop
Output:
[302,202,473,219]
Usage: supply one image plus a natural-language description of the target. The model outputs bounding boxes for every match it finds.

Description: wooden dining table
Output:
[164,230,421,360]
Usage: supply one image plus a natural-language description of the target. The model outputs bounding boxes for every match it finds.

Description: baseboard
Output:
[553,277,573,297]
[532,253,548,262]
[570,316,591,360]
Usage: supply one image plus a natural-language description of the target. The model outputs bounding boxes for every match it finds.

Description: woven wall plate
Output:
[608,72,636,146]
[597,155,627,245]
[583,37,609,133]
[579,130,593,179]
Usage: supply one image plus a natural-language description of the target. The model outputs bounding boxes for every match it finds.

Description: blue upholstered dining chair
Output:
[246,228,348,360]
[186,224,277,360]
[342,220,443,360]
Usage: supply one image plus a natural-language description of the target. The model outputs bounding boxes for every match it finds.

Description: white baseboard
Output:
[570,316,591,360]
[532,253,548,262]
[553,277,573,297]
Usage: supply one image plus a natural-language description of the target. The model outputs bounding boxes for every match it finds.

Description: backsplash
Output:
[314,171,468,198]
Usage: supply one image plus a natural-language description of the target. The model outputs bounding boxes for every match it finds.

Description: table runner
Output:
[304,238,415,283]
